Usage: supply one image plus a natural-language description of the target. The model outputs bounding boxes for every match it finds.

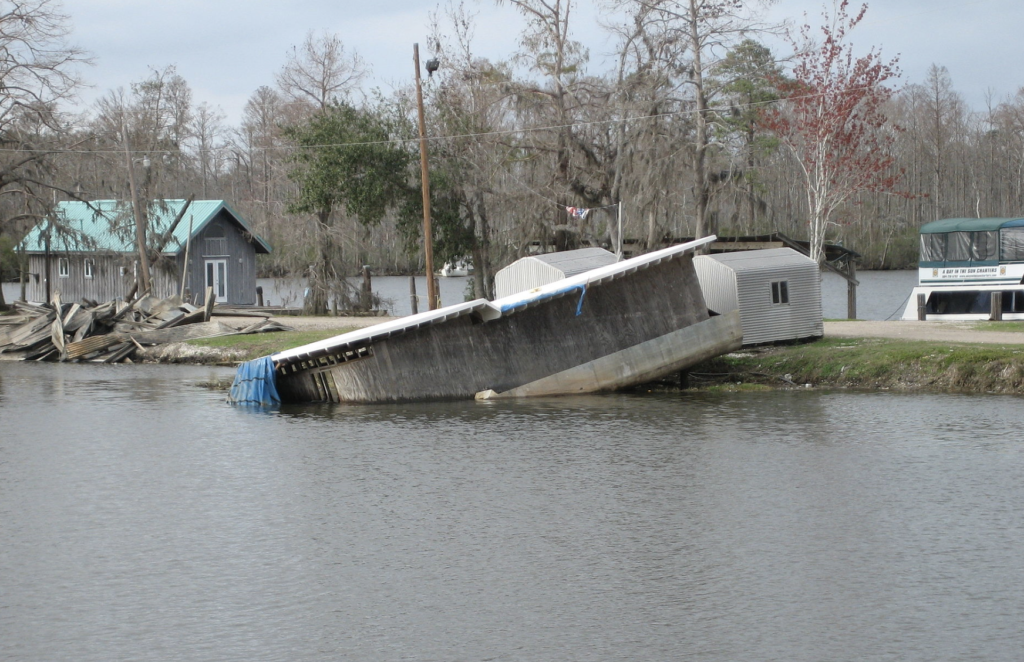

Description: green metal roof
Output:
[919,217,1024,233]
[20,199,271,254]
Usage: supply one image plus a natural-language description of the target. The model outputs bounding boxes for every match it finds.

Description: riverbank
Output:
[687,335,1024,395]
[151,316,1024,396]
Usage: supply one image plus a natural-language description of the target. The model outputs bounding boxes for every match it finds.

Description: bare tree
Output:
[191,102,226,198]
[0,0,89,308]
[276,31,367,112]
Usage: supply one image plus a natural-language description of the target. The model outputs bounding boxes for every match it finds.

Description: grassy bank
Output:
[689,337,1024,395]
[176,325,1024,396]
[149,328,358,365]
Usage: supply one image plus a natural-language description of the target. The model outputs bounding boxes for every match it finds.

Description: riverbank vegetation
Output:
[171,324,1024,396]
[688,337,1024,395]
[171,328,356,365]
[6,1,1024,312]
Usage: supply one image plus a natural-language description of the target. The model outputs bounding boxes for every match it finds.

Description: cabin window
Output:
[771,281,789,305]
[946,232,972,262]
[970,231,998,261]
[58,258,69,278]
[84,259,94,279]
[1001,227,1024,261]
[204,224,227,256]
[921,233,946,262]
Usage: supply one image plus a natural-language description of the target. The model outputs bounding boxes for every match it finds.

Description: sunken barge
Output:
[231,237,743,405]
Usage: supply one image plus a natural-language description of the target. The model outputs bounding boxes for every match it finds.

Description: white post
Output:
[617,201,623,259]
[180,214,194,299]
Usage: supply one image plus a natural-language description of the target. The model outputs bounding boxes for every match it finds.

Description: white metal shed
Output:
[494,247,619,298]
[694,247,823,346]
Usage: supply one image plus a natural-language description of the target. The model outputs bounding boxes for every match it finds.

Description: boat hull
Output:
[901,284,1024,321]
[274,252,739,404]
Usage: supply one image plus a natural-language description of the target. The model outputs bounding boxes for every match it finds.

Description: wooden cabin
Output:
[20,200,271,305]
[694,248,823,346]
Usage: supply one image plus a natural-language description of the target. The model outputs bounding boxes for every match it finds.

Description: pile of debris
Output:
[0,291,291,363]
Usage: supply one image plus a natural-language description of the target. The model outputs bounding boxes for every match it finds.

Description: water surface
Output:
[2,362,1022,660]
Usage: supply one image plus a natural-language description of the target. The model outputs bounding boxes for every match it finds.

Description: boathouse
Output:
[694,248,823,346]
[21,200,271,305]
[494,247,620,298]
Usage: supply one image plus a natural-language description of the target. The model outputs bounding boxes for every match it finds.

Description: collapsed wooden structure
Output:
[0,292,289,363]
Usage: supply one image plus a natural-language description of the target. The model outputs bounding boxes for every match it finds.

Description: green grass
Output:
[692,336,1024,393]
[968,321,1024,333]
[186,328,357,361]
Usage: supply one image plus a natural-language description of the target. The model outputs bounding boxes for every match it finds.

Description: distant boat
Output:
[903,217,1024,320]
[439,260,472,277]
[231,237,742,405]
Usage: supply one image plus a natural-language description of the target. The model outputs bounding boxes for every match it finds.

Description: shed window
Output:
[771,280,789,305]
[58,257,69,278]
[84,259,94,279]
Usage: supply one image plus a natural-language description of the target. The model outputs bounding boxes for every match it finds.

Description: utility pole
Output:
[123,127,152,294]
[413,43,438,310]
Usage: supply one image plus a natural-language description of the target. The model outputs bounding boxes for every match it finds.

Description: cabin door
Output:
[205,259,227,302]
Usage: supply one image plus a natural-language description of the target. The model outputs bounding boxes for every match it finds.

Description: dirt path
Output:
[825,320,1024,344]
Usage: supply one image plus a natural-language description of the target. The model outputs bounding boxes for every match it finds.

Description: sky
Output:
[61,0,1024,126]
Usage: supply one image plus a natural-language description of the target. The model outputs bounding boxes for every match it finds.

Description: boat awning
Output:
[271,235,716,368]
[920,218,1024,233]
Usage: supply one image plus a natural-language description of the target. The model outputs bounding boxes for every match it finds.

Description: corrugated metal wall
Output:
[693,256,739,315]
[494,249,619,298]
[695,249,823,346]
[494,260,566,298]
[734,261,822,345]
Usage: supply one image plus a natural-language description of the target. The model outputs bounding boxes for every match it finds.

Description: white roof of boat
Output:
[272,236,715,365]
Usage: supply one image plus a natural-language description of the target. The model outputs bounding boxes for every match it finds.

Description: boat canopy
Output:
[919,218,1024,264]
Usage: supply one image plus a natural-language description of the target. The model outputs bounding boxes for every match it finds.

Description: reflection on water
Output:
[2,362,1023,661]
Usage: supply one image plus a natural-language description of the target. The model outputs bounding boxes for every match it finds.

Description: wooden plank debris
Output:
[0,291,291,363]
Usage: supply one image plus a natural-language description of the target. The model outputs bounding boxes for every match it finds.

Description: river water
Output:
[2,361,1022,661]
[7,270,919,320]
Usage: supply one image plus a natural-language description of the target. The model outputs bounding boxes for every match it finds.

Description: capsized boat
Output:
[230,237,742,405]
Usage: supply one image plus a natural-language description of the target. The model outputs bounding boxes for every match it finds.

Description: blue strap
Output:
[575,285,587,316]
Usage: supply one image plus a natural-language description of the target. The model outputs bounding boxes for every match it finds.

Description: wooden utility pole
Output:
[413,43,438,310]
[123,131,152,294]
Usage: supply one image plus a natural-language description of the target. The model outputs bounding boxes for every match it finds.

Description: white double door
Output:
[205,259,227,301]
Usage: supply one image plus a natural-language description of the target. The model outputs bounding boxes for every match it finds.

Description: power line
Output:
[0,83,877,157]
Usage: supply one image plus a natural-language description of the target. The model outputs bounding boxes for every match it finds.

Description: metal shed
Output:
[694,247,822,346]
[494,247,619,298]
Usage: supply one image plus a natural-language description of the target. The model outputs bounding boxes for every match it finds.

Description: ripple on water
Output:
[2,363,1023,661]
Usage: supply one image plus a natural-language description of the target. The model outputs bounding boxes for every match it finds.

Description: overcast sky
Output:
[63,0,1024,125]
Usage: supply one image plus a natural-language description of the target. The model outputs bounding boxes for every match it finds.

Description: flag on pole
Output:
[566,206,590,220]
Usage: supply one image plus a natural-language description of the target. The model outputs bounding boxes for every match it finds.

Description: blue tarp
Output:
[229,356,281,406]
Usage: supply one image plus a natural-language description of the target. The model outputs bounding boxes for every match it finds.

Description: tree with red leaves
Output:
[763,1,902,264]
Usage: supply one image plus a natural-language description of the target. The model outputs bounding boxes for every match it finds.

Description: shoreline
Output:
[7,314,1024,396]
[173,318,1024,396]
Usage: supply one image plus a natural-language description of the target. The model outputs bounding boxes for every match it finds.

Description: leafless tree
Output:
[276,31,367,113]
